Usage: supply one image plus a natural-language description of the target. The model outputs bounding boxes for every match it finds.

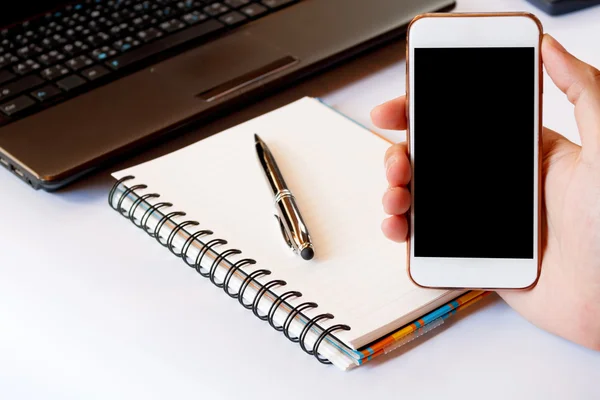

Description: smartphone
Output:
[406,13,543,289]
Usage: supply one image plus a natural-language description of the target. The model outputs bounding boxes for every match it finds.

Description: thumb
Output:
[543,34,600,159]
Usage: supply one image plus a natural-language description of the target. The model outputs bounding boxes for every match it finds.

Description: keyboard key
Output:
[52,33,68,46]
[240,3,268,18]
[107,19,225,70]
[204,3,230,16]
[90,10,102,20]
[113,37,142,52]
[65,28,81,39]
[182,11,208,25]
[219,11,247,26]
[109,23,130,38]
[133,3,148,15]
[74,25,92,37]
[224,0,251,8]
[262,0,295,9]
[14,34,30,47]
[110,11,127,23]
[132,15,156,29]
[47,22,65,34]
[13,59,41,75]
[41,37,58,50]
[90,19,103,31]
[23,29,38,41]
[37,50,66,66]
[155,7,175,20]
[175,0,197,12]
[85,32,111,47]
[0,95,35,116]
[143,1,159,11]
[40,64,70,80]
[57,74,86,91]
[137,28,164,43]
[66,55,94,71]
[0,70,16,85]
[160,19,186,33]
[17,44,44,59]
[62,16,77,28]
[0,75,44,100]
[81,65,110,80]
[0,39,15,51]
[63,41,90,56]
[116,9,137,21]
[30,85,61,102]
[0,53,18,69]
[36,25,48,35]
[91,46,117,61]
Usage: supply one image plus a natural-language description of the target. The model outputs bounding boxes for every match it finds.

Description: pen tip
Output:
[301,247,314,261]
[254,134,260,143]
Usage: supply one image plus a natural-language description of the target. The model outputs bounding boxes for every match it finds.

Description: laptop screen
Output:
[1,1,69,28]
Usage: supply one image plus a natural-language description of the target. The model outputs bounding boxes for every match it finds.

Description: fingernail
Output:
[546,34,567,53]
[385,155,398,173]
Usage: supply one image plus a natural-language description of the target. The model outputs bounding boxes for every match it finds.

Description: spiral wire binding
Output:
[268,291,302,331]
[109,176,351,365]
[129,193,160,228]
[167,221,200,257]
[155,211,187,246]
[209,248,241,287]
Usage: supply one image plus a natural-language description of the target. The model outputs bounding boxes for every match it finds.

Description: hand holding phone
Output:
[373,28,600,350]
[404,13,543,289]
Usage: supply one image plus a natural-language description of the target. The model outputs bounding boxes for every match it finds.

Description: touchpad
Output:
[154,31,298,100]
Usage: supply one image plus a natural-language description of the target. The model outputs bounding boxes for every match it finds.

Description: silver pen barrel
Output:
[274,189,314,260]
[255,134,288,194]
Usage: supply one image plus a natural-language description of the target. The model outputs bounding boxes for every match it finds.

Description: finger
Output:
[542,126,577,158]
[542,126,566,151]
[541,127,580,174]
[381,215,408,243]
[371,96,407,130]
[383,187,411,215]
[384,143,411,186]
[543,34,600,157]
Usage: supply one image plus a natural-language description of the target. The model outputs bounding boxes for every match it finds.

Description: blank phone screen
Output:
[414,47,535,259]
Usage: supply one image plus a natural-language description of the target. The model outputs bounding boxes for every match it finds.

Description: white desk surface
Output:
[2,0,599,398]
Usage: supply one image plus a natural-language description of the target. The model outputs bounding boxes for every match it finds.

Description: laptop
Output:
[0,0,455,191]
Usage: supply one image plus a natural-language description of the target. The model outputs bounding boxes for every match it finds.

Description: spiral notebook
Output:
[108,97,463,370]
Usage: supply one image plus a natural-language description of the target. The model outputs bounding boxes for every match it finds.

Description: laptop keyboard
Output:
[0,0,299,126]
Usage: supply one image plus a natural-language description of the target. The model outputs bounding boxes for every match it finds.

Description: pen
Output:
[254,134,314,261]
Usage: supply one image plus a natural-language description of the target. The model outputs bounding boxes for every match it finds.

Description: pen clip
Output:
[274,214,295,252]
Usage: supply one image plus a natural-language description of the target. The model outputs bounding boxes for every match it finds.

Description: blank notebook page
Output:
[113,97,455,349]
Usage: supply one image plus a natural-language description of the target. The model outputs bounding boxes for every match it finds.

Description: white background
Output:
[2,0,599,398]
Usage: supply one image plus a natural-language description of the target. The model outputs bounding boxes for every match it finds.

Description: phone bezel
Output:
[406,13,543,290]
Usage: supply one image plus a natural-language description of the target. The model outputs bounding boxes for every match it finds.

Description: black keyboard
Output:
[0,0,298,126]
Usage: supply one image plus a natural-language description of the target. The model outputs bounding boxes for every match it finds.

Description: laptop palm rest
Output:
[153,31,298,101]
